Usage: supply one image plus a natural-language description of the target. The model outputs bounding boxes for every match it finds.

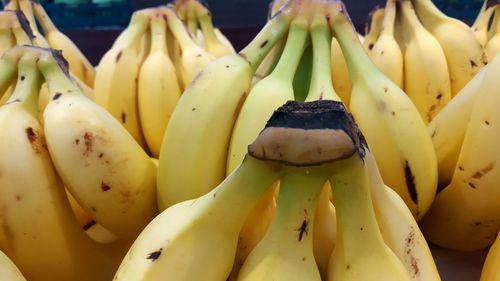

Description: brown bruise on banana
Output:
[52,92,62,100]
[295,209,309,242]
[403,160,419,213]
[146,248,162,261]
[115,50,123,63]
[249,128,355,166]
[25,127,47,154]
[83,220,96,231]
[404,227,420,278]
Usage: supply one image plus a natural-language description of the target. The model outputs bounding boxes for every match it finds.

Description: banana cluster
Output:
[472,0,500,62]
[94,1,235,157]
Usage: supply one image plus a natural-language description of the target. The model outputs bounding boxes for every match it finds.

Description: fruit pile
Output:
[0,0,499,280]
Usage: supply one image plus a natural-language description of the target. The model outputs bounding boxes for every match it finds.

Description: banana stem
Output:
[0,47,23,96]
[149,12,168,53]
[31,1,58,34]
[329,3,380,83]
[197,9,221,48]
[380,0,397,37]
[305,13,340,102]
[37,51,82,100]
[7,52,42,114]
[113,10,151,48]
[330,154,388,257]
[239,4,294,73]
[163,7,199,51]
[268,18,308,84]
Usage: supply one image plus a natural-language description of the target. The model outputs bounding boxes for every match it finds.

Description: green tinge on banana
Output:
[226,15,309,175]
[420,52,500,251]
[157,5,293,210]
[38,49,158,240]
[329,1,437,220]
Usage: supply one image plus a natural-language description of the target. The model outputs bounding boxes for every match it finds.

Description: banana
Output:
[328,151,412,281]
[480,231,500,281]
[486,5,500,62]
[237,166,329,281]
[162,7,214,88]
[0,49,121,281]
[420,52,500,251]
[330,1,437,220]
[38,49,157,240]
[194,1,236,57]
[428,64,489,188]
[31,1,95,87]
[398,0,451,124]
[313,184,336,280]
[0,17,15,56]
[138,11,181,158]
[365,150,441,281]
[227,14,308,174]
[472,0,497,47]
[367,0,403,88]
[93,9,150,149]
[16,0,49,48]
[331,36,351,107]
[411,0,487,96]
[0,45,22,100]
[114,154,284,281]
[363,7,385,53]
[0,250,26,281]
[157,5,294,210]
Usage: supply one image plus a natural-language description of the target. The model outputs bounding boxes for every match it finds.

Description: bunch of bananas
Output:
[94,1,235,157]
[472,0,500,61]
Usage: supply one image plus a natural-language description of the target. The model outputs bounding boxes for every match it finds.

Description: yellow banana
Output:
[93,9,150,149]
[480,231,500,281]
[420,52,500,251]
[367,0,403,88]
[39,49,157,240]
[486,6,500,62]
[412,0,487,96]
[0,250,26,281]
[398,0,451,123]
[16,0,49,47]
[138,11,181,158]
[330,1,437,219]
[331,36,351,107]
[363,7,385,52]
[472,0,497,47]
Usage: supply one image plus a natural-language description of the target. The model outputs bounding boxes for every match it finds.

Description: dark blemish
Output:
[383,87,388,93]
[260,40,268,48]
[25,127,36,143]
[84,132,93,155]
[226,65,230,68]
[99,153,103,158]
[485,120,490,125]
[162,14,167,21]
[192,108,196,111]
[53,92,62,100]
[15,195,22,201]
[325,15,330,22]
[381,50,385,55]
[360,227,364,231]
[6,99,20,105]
[196,54,202,58]
[121,112,126,124]
[473,221,482,227]
[458,166,464,171]
[472,171,483,179]
[391,111,395,116]
[147,249,162,261]
[404,161,418,204]
[405,228,420,277]
[101,182,111,192]
[20,75,25,81]
[468,182,476,189]
[346,264,351,269]
[213,192,217,198]
[115,50,123,62]
[368,43,374,50]
[437,92,443,100]
[470,60,478,68]
[74,139,80,145]
[83,220,96,231]
[296,219,309,242]
[431,129,437,138]
[90,206,97,212]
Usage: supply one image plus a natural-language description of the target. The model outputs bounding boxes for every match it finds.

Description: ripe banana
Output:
[0,250,26,281]
[93,9,150,149]
[331,36,350,107]
[411,0,487,96]
[420,52,500,251]
[0,49,121,281]
[138,11,181,158]
[480,231,500,281]
[157,6,293,210]
[38,49,157,240]
[162,7,214,88]
[398,0,451,124]
[31,1,95,87]
[113,155,283,281]
[363,6,385,51]
[486,5,500,62]
[471,0,496,47]
[367,0,403,88]
[428,64,489,188]
[330,1,437,219]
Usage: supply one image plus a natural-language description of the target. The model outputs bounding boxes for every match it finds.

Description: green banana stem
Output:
[268,17,308,84]
[305,13,340,102]
[0,50,20,96]
[113,10,151,48]
[194,2,220,45]
[163,7,199,51]
[37,50,82,100]
[6,52,42,115]
[239,2,294,73]
[329,2,381,83]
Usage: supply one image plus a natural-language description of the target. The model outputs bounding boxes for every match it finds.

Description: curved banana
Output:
[93,9,150,149]
[428,64,488,188]
[412,0,487,96]
[38,49,158,240]
[138,11,181,158]
[363,7,385,51]
[0,49,121,281]
[31,1,95,87]
[420,52,500,251]
[486,6,500,62]
[367,0,403,88]
[472,0,496,47]
[157,6,293,210]
[480,231,500,281]
[399,0,451,123]
[0,250,26,281]
[16,0,49,48]
[162,7,214,88]
[365,150,441,281]
[330,2,437,220]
